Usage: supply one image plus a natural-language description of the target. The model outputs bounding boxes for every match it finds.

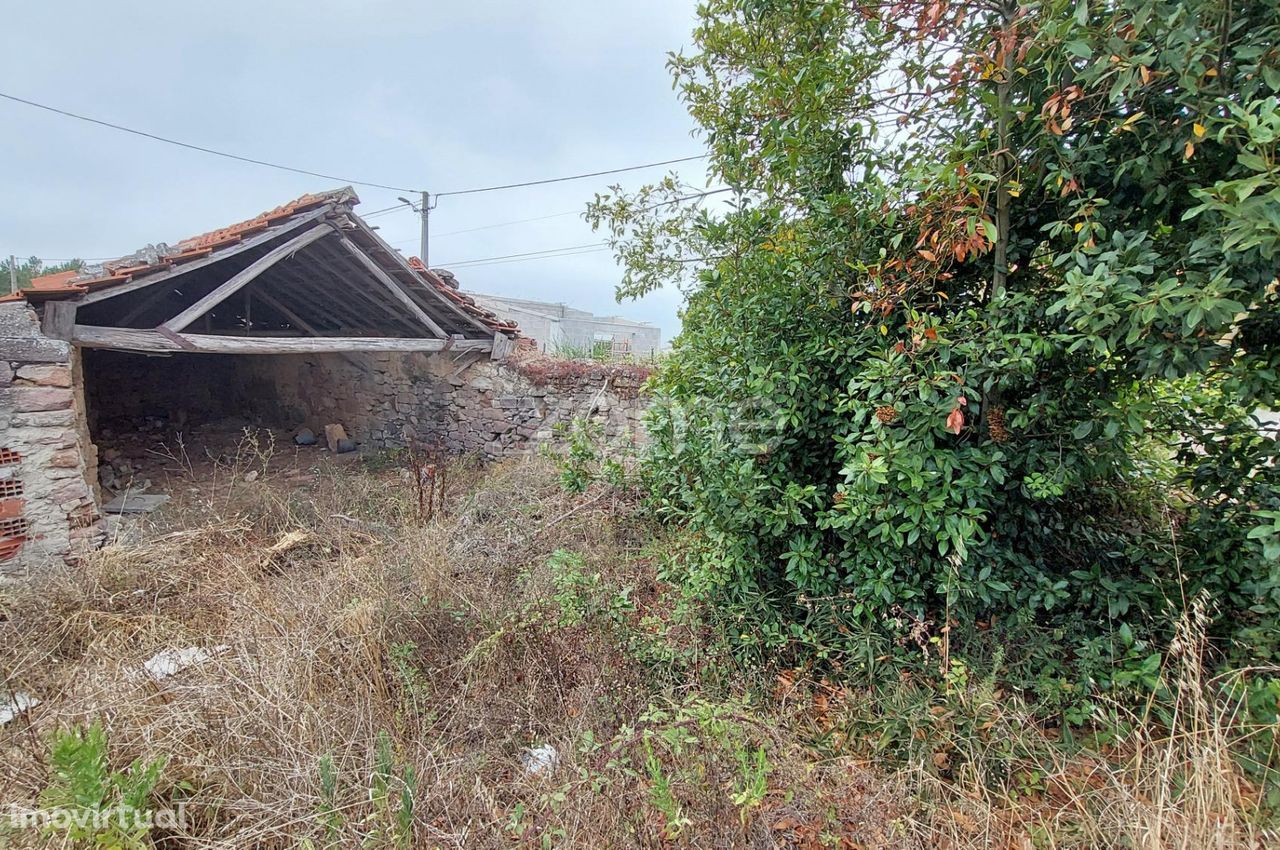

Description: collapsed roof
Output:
[9,187,519,356]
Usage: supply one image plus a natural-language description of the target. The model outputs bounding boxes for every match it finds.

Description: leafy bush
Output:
[591,0,1280,700]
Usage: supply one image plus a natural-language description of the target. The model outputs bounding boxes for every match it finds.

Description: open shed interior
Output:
[80,349,372,494]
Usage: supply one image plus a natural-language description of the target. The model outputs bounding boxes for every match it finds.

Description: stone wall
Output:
[286,350,653,459]
[416,353,652,457]
[0,303,104,576]
[0,313,650,575]
[84,347,652,460]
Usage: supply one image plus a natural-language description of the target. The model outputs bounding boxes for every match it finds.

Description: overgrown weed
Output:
[0,457,1274,847]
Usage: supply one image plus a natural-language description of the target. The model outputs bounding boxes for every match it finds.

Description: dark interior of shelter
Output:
[79,348,361,494]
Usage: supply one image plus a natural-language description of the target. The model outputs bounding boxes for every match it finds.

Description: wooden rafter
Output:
[252,288,324,335]
[259,263,387,334]
[78,205,333,306]
[341,214,496,336]
[334,235,448,338]
[159,223,336,333]
[267,247,420,335]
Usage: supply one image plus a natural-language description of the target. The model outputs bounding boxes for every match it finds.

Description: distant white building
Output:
[465,292,662,357]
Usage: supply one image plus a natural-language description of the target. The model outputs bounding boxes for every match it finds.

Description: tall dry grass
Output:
[0,454,1275,848]
[889,602,1279,850]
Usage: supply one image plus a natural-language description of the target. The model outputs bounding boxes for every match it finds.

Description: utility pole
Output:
[7,255,15,295]
[400,193,437,267]
[419,191,431,268]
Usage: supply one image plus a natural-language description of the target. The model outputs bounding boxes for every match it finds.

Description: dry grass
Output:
[0,455,1275,848]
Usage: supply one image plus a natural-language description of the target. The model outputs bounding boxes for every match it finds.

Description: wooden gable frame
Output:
[55,201,510,356]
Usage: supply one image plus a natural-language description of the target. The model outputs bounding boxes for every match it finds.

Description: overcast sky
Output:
[0,1,707,343]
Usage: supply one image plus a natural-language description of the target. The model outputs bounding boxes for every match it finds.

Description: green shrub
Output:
[591,0,1280,703]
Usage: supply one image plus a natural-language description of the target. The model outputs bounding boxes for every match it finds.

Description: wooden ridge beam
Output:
[72,325,493,355]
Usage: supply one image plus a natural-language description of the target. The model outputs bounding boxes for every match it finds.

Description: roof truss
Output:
[63,203,512,355]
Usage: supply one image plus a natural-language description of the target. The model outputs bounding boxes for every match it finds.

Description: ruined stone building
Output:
[0,189,649,575]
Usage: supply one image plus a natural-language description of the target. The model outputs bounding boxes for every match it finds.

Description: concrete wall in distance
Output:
[468,292,662,357]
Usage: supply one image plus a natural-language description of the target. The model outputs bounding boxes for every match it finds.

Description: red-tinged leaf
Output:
[924,327,938,341]
[918,248,938,261]
[946,407,965,434]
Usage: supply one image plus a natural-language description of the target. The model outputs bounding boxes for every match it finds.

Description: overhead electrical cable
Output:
[437,242,607,267]
[425,187,734,240]
[443,247,613,270]
[0,91,421,193]
[434,156,708,197]
[2,90,706,200]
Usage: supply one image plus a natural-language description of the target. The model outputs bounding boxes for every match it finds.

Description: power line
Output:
[435,155,708,197]
[446,246,613,270]
[435,208,584,237]
[0,90,421,193]
[361,202,411,219]
[430,188,734,239]
[3,90,707,200]
[16,189,735,266]
[388,187,735,247]
[438,241,606,267]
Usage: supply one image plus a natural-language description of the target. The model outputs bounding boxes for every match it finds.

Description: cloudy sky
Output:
[0,1,708,344]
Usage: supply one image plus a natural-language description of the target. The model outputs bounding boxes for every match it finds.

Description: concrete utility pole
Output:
[420,191,430,268]
[7,255,16,294]
[400,193,436,267]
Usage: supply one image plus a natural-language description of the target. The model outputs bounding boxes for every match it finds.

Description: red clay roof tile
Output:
[28,270,81,291]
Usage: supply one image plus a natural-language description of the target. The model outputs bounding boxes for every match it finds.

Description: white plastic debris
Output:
[0,692,39,726]
[140,645,229,681]
[520,744,559,776]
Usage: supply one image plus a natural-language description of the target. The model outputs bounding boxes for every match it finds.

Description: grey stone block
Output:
[0,303,42,337]
[0,337,71,363]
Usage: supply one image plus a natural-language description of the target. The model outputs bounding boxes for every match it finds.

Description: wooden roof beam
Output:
[334,235,448,339]
[159,223,336,333]
[73,324,492,355]
[78,205,333,306]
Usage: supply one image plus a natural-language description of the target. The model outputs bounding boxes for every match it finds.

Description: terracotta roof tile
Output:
[28,270,81,291]
[8,188,358,302]
[405,257,520,336]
